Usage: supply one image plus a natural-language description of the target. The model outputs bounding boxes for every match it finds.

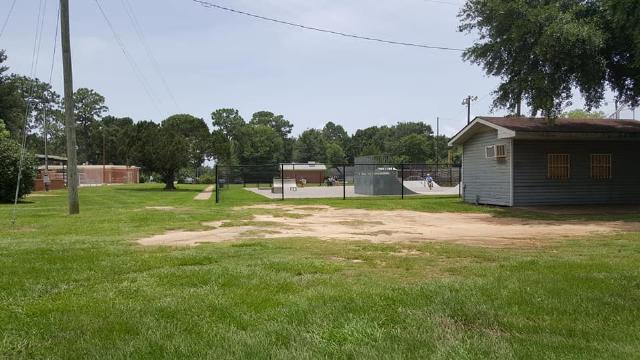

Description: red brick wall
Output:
[283,170,325,184]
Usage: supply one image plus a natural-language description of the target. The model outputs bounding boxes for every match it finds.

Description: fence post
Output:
[281,163,285,201]
[215,164,219,204]
[401,163,405,200]
[342,164,346,200]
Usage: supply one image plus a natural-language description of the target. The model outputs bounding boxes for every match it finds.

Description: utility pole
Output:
[60,0,80,214]
[462,95,478,124]
[102,128,106,184]
[615,100,619,120]
[435,117,439,184]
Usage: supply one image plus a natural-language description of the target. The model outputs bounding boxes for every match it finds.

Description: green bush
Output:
[198,173,216,184]
[0,135,37,203]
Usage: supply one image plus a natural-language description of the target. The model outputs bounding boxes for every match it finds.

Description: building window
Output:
[591,154,612,179]
[547,154,570,180]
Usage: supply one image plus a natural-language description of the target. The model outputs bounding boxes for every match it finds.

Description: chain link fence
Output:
[214,161,460,203]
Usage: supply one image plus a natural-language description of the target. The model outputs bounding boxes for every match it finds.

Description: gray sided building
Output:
[448,117,640,206]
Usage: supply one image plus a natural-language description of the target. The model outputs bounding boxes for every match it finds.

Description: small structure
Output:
[36,163,140,190]
[449,116,640,206]
[280,162,327,185]
[35,155,68,191]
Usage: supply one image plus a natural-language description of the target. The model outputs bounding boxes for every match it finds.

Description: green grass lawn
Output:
[2,184,640,359]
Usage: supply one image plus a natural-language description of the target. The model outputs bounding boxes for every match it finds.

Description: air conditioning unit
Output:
[486,144,507,159]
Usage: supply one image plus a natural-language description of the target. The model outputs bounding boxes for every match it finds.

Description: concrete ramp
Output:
[402,181,460,195]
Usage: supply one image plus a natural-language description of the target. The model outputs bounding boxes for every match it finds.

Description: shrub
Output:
[198,173,216,184]
[0,135,37,202]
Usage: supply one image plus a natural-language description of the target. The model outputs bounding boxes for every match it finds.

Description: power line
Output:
[0,0,18,38]
[13,0,47,225]
[92,0,163,116]
[120,0,181,111]
[190,0,465,52]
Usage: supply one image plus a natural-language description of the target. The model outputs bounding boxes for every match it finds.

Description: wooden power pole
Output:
[60,0,80,214]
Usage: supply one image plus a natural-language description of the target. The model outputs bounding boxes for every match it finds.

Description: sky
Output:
[0,0,633,137]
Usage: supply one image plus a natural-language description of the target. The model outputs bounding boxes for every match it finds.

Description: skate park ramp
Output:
[403,180,460,195]
[354,172,459,196]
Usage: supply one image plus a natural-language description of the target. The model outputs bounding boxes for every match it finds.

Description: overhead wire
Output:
[92,0,164,116]
[120,0,181,112]
[41,3,61,180]
[12,0,47,225]
[0,0,18,38]
[189,0,465,52]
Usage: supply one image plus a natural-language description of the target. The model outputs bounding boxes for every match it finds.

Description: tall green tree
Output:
[0,50,24,138]
[132,120,190,190]
[101,116,136,165]
[71,88,108,163]
[322,122,349,149]
[393,134,430,163]
[236,125,284,165]
[295,129,326,163]
[325,142,346,168]
[163,114,210,171]
[250,111,293,139]
[211,108,245,141]
[459,0,640,118]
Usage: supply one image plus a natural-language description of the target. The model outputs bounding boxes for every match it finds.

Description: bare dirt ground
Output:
[137,204,640,248]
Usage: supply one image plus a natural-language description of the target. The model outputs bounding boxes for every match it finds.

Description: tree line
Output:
[0,50,455,192]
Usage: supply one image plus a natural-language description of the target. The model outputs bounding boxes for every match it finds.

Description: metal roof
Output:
[280,163,327,171]
[449,117,640,146]
[481,117,640,133]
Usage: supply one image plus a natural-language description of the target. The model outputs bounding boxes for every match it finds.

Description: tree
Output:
[132,120,190,190]
[0,50,24,138]
[5,75,63,157]
[236,125,283,165]
[163,114,210,171]
[71,88,108,163]
[250,111,294,162]
[322,122,349,149]
[250,111,293,139]
[562,109,607,119]
[393,134,430,163]
[101,116,136,165]
[0,120,37,202]
[211,108,245,165]
[325,142,346,168]
[211,108,245,141]
[459,0,640,118]
[295,129,326,163]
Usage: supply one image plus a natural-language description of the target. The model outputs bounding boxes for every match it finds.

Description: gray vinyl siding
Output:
[462,129,512,206]
[513,140,640,206]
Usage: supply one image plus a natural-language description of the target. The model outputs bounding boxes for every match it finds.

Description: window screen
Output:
[547,154,570,180]
[591,154,612,179]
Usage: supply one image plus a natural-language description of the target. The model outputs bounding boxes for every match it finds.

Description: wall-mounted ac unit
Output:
[486,144,507,159]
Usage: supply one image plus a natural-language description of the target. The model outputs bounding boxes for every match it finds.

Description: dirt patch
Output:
[145,206,177,211]
[137,205,640,247]
[27,193,59,197]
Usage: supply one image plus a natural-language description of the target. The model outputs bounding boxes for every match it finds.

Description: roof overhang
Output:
[448,117,640,146]
[448,117,516,146]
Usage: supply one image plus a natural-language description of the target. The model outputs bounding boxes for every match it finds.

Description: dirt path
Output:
[137,204,639,247]
[193,185,214,201]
